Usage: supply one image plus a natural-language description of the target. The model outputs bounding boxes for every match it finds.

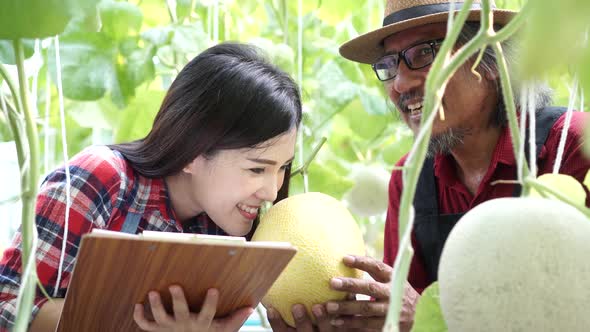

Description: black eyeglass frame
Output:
[371,39,444,82]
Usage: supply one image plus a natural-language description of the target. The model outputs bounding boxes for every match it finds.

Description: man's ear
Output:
[484,68,499,81]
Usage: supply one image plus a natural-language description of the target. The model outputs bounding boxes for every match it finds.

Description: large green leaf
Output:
[99,1,143,41]
[290,160,354,200]
[121,46,157,88]
[114,89,166,143]
[170,23,209,56]
[358,86,389,116]
[68,100,119,129]
[62,5,101,35]
[47,32,117,101]
[519,0,590,79]
[141,26,175,47]
[248,38,295,74]
[411,282,448,332]
[317,60,359,105]
[340,99,392,140]
[176,0,194,22]
[382,125,413,165]
[0,0,100,39]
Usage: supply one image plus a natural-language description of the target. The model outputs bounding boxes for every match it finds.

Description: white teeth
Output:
[237,203,258,214]
[407,101,423,111]
[407,101,423,116]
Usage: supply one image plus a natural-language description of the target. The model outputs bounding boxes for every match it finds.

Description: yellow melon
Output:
[529,173,586,206]
[252,192,366,327]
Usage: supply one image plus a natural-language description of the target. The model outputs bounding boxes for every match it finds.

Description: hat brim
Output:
[339,9,517,64]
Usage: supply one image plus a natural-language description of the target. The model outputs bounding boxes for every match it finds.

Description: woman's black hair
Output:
[109,43,302,236]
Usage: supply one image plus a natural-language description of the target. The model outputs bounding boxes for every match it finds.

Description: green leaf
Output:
[411,282,448,332]
[176,0,194,22]
[358,86,389,116]
[99,0,143,41]
[519,0,590,79]
[327,113,362,163]
[340,99,391,140]
[123,46,157,88]
[113,89,166,143]
[290,161,354,199]
[0,40,34,64]
[141,27,175,47]
[316,0,352,26]
[317,60,359,105]
[63,8,101,34]
[0,0,100,39]
[170,23,209,55]
[47,32,117,101]
[382,126,413,165]
[68,100,118,129]
[248,38,295,74]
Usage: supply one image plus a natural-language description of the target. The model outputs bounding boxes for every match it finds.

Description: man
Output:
[269,0,590,330]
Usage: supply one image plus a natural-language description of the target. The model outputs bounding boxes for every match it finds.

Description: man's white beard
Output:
[426,127,468,157]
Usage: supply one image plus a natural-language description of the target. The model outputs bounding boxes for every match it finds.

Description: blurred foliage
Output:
[411,283,447,332]
[0,0,589,258]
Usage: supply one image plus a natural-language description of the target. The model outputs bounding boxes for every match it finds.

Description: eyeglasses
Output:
[372,39,444,82]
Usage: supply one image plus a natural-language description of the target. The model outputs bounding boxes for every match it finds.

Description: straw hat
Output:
[339,0,518,64]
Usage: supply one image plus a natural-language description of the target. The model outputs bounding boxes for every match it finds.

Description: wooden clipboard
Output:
[56,230,296,331]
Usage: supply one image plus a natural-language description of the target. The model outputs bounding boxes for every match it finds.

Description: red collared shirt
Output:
[384,111,590,293]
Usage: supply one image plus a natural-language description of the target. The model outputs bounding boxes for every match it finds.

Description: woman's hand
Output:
[133,285,254,332]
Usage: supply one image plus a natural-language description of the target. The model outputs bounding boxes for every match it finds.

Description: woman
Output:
[0,42,302,332]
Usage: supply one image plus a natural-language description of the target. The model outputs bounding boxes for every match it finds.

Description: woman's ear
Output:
[182,156,202,174]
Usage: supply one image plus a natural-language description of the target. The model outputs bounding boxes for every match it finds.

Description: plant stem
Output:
[0,63,23,114]
[383,0,529,329]
[383,1,476,330]
[12,38,41,332]
[290,137,327,177]
[0,94,26,176]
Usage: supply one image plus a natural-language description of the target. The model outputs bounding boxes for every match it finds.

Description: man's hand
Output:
[267,304,339,331]
[325,255,419,332]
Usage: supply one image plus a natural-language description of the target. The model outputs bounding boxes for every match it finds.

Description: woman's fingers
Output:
[133,303,159,331]
[214,306,254,330]
[148,291,175,326]
[169,285,191,321]
[196,288,219,327]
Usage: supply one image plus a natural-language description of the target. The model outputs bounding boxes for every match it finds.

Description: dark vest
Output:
[412,107,566,283]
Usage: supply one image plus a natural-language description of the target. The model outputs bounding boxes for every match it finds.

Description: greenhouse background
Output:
[0,0,577,257]
[0,0,587,330]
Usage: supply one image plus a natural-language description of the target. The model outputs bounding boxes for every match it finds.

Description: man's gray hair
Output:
[457,22,554,127]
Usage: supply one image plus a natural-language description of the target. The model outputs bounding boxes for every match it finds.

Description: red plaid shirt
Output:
[385,111,590,293]
[0,146,225,330]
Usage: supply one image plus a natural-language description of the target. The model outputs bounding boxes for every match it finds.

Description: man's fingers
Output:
[331,277,389,299]
[325,300,388,317]
[329,315,386,330]
[266,307,295,332]
[292,304,315,332]
[343,255,392,283]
